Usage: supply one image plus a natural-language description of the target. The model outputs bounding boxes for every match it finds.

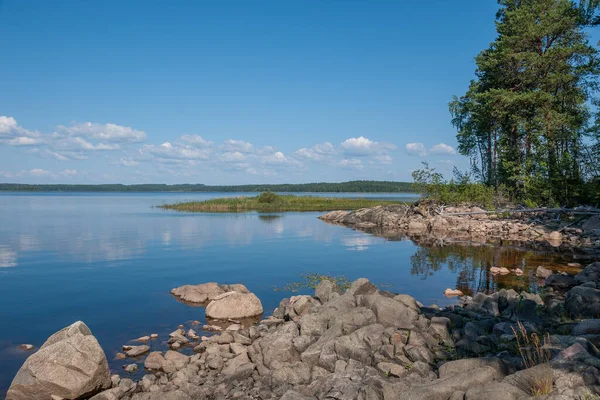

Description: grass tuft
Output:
[511,321,551,369]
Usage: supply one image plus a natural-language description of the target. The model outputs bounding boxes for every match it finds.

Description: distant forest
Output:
[0,181,414,193]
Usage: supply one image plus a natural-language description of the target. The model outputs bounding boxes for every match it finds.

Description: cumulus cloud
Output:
[180,134,213,147]
[294,142,336,161]
[140,142,211,161]
[219,151,245,162]
[29,168,53,177]
[57,122,146,142]
[224,139,253,153]
[53,136,120,151]
[119,158,139,167]
[338,158,364,170]
[429,143,457,156]
[261,151,303,168]
[341,136,396,156]
[0,116,43,146]
[406,142,456,157]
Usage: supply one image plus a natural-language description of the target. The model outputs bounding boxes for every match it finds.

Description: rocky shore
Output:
[319,203,600,259]
[7,262,600,400]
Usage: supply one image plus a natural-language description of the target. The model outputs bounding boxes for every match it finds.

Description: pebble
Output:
[226,324,242,332]
[18,344,34,351]
[203,325,222,332]
[114,352,126,360]
[150,333,158,339]
[514,268,524,275]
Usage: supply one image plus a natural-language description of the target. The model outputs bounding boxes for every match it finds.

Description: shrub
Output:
[257,192,281,204]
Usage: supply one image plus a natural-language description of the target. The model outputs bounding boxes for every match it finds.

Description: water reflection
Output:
[0,246,17,268]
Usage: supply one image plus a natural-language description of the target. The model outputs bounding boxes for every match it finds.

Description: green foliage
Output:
[161,194,405,213]
[450,0,600,206]
[411,162,504,208]
[256,192,281,204]
[0,181,415,193]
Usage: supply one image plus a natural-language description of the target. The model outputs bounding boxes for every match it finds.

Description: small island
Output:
[160,192,406,213]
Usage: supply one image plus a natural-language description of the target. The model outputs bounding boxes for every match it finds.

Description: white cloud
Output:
[180,134,213,147]
[219,151,245,162]
[60,169,78,176]
[29,168,53,177]
[0,116,19,134]
[341,136,396,156]
[429,143,457,156]
[375,155,393,164]
[58,122,146,142]
[5,136,44,146]
[338,158,364,170]
[53,136,120,151]
[119,158,139,167]
[261,151,303,167]
[406,142,456,157]
[140,142,211,161]
[224,139,253,153]
[294,142,336,161]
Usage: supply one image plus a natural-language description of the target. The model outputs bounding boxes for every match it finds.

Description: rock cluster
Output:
[9,266,600,400]
[319,203,600,257]
[171,282,264,320]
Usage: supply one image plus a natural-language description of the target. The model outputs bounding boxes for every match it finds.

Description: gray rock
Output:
[371,296,418,329]
[346,278,377,296]
[7,321,111,400]
[536,266,553,279]
[403,366,502,399]
[573,320,600,336]
[464,382,528,400]
[280,390,315,400]
[438,357,511,379]
[546,274,577,289]
[575,262,600,285]
[124,363,138,373]
[125,345,150,357]
[315,280,339,303]
[565,286,600,318]
[205,292,264,319]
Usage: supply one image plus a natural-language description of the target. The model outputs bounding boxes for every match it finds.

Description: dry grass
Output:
[511,321,551,369]
[511,321,553,396]
[528,374,553,396]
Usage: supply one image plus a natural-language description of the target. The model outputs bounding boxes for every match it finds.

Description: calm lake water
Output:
[0,192,574,396]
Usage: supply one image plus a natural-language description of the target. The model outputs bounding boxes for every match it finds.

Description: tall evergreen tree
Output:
[450,0,600,205]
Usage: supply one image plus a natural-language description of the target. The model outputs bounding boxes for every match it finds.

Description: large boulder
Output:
[575,262,600,286]
[565,286,600,318]
[7,321,111,400]
[170,282,249,304]
[205,292,263,320]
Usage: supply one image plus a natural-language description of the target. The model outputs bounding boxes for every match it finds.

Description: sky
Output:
[0,0,503,185]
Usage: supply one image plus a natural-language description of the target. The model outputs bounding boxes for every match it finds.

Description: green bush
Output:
[412,162,507,209]
[257,192,282,204]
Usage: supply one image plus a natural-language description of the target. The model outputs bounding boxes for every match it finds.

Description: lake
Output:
[0,192,572,397]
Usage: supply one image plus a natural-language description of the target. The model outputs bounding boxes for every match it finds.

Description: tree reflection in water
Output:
[345,225,576,296]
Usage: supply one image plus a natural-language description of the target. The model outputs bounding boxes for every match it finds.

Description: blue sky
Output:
[0,0,502,184]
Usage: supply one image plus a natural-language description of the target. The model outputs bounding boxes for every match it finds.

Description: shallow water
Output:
[0,192,575,396]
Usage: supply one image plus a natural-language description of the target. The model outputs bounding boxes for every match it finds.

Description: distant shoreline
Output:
[0,181,415,193]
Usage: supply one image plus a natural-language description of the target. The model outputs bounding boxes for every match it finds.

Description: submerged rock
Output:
[7,321,111,400]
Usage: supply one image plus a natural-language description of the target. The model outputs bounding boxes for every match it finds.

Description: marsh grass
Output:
[160,193,403,213]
